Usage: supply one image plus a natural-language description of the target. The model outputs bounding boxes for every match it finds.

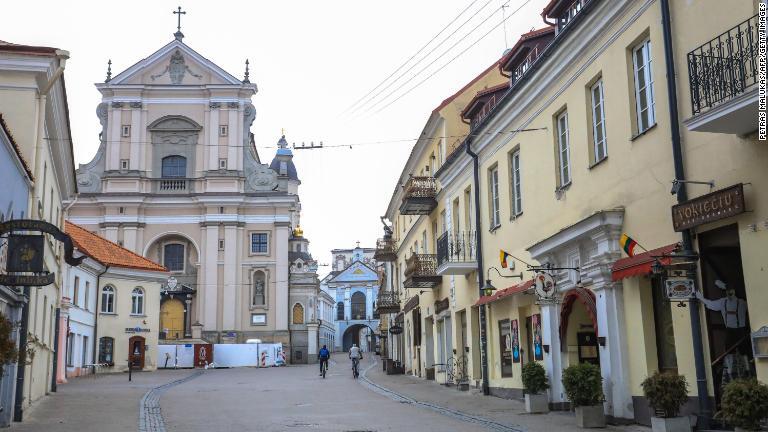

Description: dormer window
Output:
[555,0,587,33]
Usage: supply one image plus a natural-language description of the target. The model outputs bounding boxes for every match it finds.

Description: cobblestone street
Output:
[11,355,649,432]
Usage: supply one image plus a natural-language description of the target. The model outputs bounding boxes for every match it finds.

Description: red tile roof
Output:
[499,26,555,72]
[432,54,506,114]
[0,114,34,181]
[460,82,510,120]
[475,279,534,306]
[65,221,167,272]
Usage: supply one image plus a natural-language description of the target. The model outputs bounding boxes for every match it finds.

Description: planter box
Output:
[458,382,469,391]
[525,393,549,413]
[575,405,606,428]
[651,416,690,432]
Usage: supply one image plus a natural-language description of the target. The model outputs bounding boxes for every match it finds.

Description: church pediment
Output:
[328,261,377,283]
[108,40,244,87]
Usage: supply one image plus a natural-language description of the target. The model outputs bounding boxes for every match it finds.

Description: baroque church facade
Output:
[68,31,303,347]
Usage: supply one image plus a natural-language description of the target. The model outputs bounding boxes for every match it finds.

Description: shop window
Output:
[99,337,114,365]
[498,319,513,377]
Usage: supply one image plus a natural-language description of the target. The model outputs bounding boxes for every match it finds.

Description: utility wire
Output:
[342,0,482,116]
[374,0,531,114]
[351,0,497,116]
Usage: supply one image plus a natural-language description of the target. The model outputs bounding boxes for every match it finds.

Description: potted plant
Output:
[641,372,690,432]
[562,363,605,428]
[522,361,549,413]
[717,379,768,432]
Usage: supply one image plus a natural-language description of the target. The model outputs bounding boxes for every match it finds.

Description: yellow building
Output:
[381,0,764,426]
[378,58,507,382]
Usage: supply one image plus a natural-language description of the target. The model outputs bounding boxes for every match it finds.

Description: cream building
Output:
[67,30,302,347]
[0,41,77,421]
[66,222,168,372]
[429,0,764,426]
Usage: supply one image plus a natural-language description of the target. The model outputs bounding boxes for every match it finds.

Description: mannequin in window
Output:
[696,280,747,329]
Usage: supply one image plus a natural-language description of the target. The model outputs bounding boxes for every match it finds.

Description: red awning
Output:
[611,243,680,281]
[475,279,534,306]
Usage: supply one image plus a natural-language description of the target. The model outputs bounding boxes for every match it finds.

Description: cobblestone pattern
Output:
[359,362,526,432]
[139,371,204,432]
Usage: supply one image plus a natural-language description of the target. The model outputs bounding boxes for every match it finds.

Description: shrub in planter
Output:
[0,313,18,376]
[641,372,690,432]
[522,362,549,413]
[562,363,605,428]
[717,379,768,431]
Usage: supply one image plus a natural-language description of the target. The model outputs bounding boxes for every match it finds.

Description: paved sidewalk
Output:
[362,357,648,432]
[12,369,194,432]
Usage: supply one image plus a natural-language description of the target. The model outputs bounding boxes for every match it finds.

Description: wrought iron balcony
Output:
[403,254,441,289]
[375,290,401,314]
[399,176,437,215]
[374,237,398,262]
[436,231,477,276]
[686,14,758,134]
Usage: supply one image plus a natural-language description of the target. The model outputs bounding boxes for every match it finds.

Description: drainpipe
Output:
[13,287,29,422]
[465,137,490,396]
[660,0,711,427]
[50,307,60,392]
[91,266,109,375]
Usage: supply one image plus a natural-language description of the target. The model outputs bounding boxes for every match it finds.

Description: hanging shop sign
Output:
[534,271,557,302]
[403,295,419,314]
[388,325,403,335]
[665,278,695,300]
[0,219,84,287]
[671,183,745,232]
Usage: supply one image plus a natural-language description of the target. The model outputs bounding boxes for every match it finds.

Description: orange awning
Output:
[611,243,680,281]
[475,279,534,306]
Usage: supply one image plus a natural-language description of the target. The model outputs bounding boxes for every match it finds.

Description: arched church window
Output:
[252,271,266,306]
[292,303,304,324]
[336,302,344,321]
[164,243,185,271]
[161,155,187,178]
[351,292,366,320]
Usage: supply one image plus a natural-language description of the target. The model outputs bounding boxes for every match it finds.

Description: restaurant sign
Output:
[671,184,745,232]
[434,298,450,315]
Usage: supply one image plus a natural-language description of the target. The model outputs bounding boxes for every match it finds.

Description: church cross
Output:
[174,6,186,33]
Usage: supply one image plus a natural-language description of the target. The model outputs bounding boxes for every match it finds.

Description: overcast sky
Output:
[5,0,546,276]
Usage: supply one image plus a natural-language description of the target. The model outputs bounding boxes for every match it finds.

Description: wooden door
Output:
[129,336,145,369]
[160,298,185,340]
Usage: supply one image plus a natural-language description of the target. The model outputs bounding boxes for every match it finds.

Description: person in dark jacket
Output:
[318,345,330,375]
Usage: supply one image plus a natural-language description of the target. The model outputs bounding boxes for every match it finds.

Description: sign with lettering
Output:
[665,278,695,300]
[125,327,151,333]
[434,298,449,315]
[0,273,55,287]
[671,184,745,232]
[389,325,403,335]
[7,235,44,272]
[403,295,419,313]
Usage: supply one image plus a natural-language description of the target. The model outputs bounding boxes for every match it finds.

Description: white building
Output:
[60,256,101,379]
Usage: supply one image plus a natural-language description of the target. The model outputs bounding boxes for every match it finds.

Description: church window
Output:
[252,271,266,306]
[351,292,366,320]
[101,286,115,313]
[131,287,144,315]
[164,243,185,272]
[99,337,114,365]
[120,159,129,170]
[292,303,304,324]
[250,233,269,254]
[219,158,227,170]
[218,239,224,251]
[336,302,344,320]
[219,125,228,137]
[161,155,187,178]
[121,125,131,137]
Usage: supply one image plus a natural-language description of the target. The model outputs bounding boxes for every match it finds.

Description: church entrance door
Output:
[161,298,185,340]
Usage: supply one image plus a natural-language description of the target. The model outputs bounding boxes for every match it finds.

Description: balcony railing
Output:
[400,176,437,215]
[374,237,398,262]
[157,178,188,192]
[688,14,758,115]
[375,290,401,314]
[404,254,441,288]
[436,231,477,275]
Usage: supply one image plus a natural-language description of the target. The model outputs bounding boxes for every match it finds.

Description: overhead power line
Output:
[350,0,497,116]
[374,0,532,115]
[342,0,482,116]
[362,0,514,115]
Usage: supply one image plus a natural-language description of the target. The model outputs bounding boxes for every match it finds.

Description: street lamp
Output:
[483,266,523,297]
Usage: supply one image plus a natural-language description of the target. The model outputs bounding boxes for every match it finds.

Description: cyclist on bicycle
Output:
[349,344,363,377]
[318,345,330,376]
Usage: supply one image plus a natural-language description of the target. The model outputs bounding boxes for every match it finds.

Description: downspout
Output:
[660,0,711,427]
[465,137,490,396]
[13,287,29,422]
[91,266,109,375]
[50,308,60,392]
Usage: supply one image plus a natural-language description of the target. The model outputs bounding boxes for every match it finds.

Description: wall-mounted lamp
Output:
[670,179,714,195]
[483,267,523,297]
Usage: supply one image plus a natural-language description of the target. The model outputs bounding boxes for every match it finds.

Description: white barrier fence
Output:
[158,343,285,368]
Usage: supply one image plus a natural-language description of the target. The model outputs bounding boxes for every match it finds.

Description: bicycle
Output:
[320,359,328,379]
[351,357,360,379]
